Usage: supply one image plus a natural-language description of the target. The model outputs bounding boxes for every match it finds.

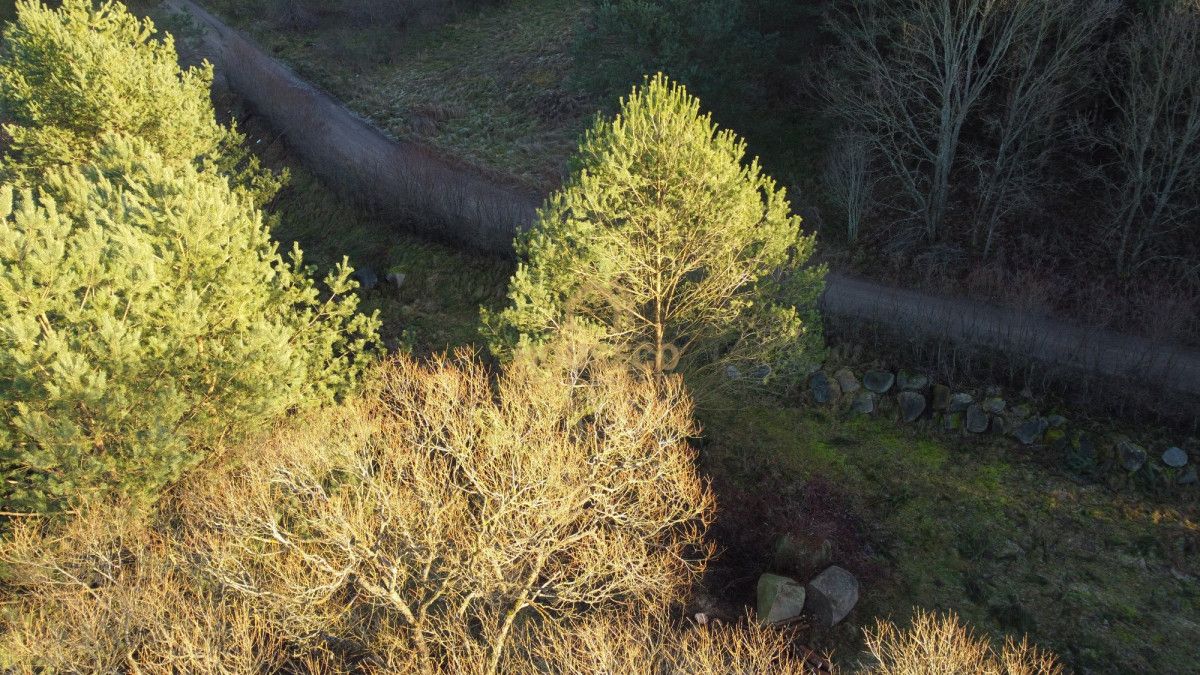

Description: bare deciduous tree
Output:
[824,131,875,243]
[192,336,714,674]
[969,0,1116,257]
[1086,0,1200,276]
[823,0,1114,255]
[824,0,1034,242]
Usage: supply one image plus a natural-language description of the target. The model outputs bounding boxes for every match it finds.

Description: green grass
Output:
[699,400,1200,673]
[204,0,595,191]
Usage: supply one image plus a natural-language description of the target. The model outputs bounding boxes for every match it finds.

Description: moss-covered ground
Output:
[699,401,1199,673]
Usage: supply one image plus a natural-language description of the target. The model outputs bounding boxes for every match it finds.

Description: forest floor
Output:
[128,1,1200,671]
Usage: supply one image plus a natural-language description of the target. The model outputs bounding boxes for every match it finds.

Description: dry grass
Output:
[863,610,1063,675]
[524,608,817,674]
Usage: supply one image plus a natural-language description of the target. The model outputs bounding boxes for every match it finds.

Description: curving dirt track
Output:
[164,0,540,253]
[825,272,1200,399]
[165,0,1200,406]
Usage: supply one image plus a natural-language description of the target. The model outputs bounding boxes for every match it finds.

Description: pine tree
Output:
[0,0,283,207]
[484,74,824,383]
[0,137,379,514]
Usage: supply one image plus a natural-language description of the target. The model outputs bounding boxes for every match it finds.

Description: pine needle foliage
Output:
[485,74,824,384]
[0,0,283,207]
[0,137,380,515]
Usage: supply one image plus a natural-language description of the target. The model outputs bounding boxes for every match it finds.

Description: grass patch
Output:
[197,0,836,200]
[698,399,1200,674]
[203,0,595,190]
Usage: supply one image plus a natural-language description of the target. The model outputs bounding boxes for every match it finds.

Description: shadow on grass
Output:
[697,396,1200,674]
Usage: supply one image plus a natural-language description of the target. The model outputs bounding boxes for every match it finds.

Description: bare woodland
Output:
[823,0,1200,282]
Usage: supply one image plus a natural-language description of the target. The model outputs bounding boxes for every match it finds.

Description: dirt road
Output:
[164,0,1200,404]
[165,0,540,252]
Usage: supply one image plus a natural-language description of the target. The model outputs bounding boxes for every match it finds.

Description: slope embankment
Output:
[164,0,1200,409]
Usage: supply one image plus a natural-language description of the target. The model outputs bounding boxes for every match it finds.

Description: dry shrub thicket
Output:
[863,610,1064,675]
[0,333,1065,673]
[1,333,713,673]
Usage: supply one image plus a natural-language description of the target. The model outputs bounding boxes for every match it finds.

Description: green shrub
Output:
[0,137,380,514]
[484,74,824,384]
[0,0,283,207]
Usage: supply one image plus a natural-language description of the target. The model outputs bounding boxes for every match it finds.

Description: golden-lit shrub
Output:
[0,506,292,673]
[2,336,713,673]
[863,610,1063,675]
[520,607,813,674]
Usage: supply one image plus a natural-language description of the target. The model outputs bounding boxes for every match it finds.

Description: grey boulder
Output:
[863,370,895,394]
[991,415,1008,436]
[351,266,379,291]
[1117,438,1147,472]
[947,392,974,413]
[1013,418,1047,445]
[834,368,861,395]
[804,566,859,627]
[931,384,951,410]
[982,397,1006,415]
[1162,447,1188,468]
[810,372,840,404]
[748,364,772,380]
[851,391,877,415]
[1179,466,1198,485]
[757,573,806,625]
[898,391,926,423]
[965,404,989,434]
